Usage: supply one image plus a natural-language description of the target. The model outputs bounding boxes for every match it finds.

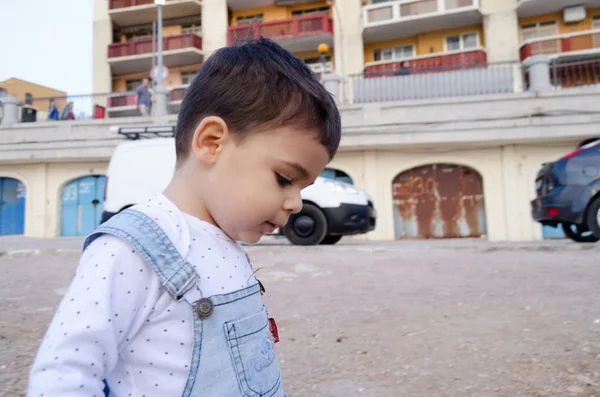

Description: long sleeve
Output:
[27,235,159,397]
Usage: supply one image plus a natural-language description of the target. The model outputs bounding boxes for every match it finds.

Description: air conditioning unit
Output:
[563,5,586,23]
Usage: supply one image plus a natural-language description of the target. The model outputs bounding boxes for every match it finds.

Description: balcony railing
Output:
[109,0,154,9]
[363,0,476,27]
[227,14,333,45]
[364,48,487,75]
[108,33,202,58]
[519,29,600,61]
[350,60,519,104]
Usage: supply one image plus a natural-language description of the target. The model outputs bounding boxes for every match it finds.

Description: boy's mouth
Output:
[262,221,279,234]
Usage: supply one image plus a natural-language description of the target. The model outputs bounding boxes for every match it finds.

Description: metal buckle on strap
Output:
[162,261,198,301]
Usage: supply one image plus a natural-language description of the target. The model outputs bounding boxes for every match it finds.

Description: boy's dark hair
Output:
[174,38,341,163]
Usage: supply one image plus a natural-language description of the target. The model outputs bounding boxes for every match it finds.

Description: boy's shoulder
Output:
[112,194,194,259]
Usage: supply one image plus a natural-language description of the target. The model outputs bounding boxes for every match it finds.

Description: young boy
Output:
[27,38,341,397]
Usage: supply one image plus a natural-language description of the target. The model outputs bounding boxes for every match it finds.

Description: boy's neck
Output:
[163,169,217,227]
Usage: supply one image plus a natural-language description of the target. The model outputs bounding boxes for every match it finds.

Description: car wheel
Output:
[561,223,599,243]
[283,203,328,245]
[320,235,343,245]
[585,197,600,239]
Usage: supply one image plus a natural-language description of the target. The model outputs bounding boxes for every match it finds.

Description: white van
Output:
[102,126,376,245]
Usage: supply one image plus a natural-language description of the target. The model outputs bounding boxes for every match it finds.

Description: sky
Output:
[0,0,94,95]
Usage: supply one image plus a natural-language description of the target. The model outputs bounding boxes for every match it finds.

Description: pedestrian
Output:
[60,101,75,120]
[395,61,411,76]
[136,78,152,116]
[47,99,59,120]
[27,37,341,397]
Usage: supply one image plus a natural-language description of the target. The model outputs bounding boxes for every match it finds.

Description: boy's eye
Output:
[276,173,292,186]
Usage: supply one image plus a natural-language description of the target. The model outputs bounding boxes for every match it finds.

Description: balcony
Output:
[108,0,203,27]
[516,0,600,17]
[350,58,520,104]
[105,85,189,117]
[228,14,333,53]
[362,0,482,43]
[519,29,600,62]
[108,33,203,74]
[364,48,487,75]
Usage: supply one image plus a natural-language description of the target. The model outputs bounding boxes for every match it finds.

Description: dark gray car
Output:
[531,138,600,242]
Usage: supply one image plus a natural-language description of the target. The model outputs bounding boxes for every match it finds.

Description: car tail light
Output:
[547,207,559,217]
[560,140,600,160]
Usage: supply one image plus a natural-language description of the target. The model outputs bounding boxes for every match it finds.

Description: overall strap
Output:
[83,209,198,301]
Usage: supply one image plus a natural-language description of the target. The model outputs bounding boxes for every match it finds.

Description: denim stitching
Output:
[227,314,281,396]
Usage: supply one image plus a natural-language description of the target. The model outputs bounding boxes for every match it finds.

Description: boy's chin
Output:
[235,231,263,245]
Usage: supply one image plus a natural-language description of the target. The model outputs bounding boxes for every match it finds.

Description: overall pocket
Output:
[224,305,282,397]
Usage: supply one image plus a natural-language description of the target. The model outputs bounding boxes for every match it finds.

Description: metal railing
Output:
[363,0,476,26]
[548,58,600,90]
[15,86,191,123]
[108,33,202,58]
[227,14,333,45]
[347,62,520,104]
[109,0,156,9]
[364,48,487,75]
[519,29,600,61]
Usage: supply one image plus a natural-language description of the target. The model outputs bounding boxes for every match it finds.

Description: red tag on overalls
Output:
[269,318,279,343]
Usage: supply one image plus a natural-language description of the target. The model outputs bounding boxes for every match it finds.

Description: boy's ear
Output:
[190,116,231,164]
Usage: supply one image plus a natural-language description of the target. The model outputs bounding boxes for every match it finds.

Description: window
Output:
[181,71,197,85]
[374,44,415,61]
[126,79,142,91]
[593,15,600,29]
[521,20,557,42]
[236,14,264,25]
[181,24,201,35]
[445,32,478,51]
[291,6,329,17]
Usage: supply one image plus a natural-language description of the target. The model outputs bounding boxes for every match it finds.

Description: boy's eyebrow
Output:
[283,161,309,178]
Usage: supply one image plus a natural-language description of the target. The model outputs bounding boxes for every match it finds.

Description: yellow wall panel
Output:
[363,25,484,63]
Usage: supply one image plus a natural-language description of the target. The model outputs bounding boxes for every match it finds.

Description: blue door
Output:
[61,175,106,236]
[0,177,26,236]
[542,224,565,239]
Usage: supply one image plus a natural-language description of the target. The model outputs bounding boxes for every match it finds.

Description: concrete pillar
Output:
[481,0,520,63]
[524,54,552,92]
[322,73,341,103]
[0,95,21,125]
[332,0,365,102]
[93,0,113,94]
[202,0,229,59]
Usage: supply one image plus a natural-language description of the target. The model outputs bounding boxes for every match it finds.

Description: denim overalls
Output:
[83,209,287,397]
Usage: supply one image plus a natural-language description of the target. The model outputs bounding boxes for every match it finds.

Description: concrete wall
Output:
[93,0,113,94]
[0,161,107,237]
[202,0,228,58]
[332,0,365,102]
[481,0,520,62]
[329,142,579,242]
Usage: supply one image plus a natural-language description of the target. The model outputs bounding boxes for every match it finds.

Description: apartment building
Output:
[0,0,598,240]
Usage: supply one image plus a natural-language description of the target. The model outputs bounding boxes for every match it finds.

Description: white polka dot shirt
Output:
[28,195,257,397]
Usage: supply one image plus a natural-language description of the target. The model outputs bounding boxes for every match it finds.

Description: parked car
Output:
[101,126,376,245]
[531,138,600,242]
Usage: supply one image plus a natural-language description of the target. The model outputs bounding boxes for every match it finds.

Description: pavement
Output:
[1,234,599,256]
[1,236,600,396]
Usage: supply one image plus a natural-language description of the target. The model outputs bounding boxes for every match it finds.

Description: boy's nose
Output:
[283,194,303,214]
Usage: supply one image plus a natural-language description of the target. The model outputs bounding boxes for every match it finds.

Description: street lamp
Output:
[153,0,168,116]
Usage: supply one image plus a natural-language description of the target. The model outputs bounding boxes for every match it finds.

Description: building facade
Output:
[1,0,599,240]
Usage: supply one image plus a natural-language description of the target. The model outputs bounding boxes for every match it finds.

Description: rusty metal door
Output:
[392,164,486,239]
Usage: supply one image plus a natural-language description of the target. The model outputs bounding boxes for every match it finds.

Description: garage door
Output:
[60,175,106,236]
[392,164,486,239]
[0,177,26,236]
